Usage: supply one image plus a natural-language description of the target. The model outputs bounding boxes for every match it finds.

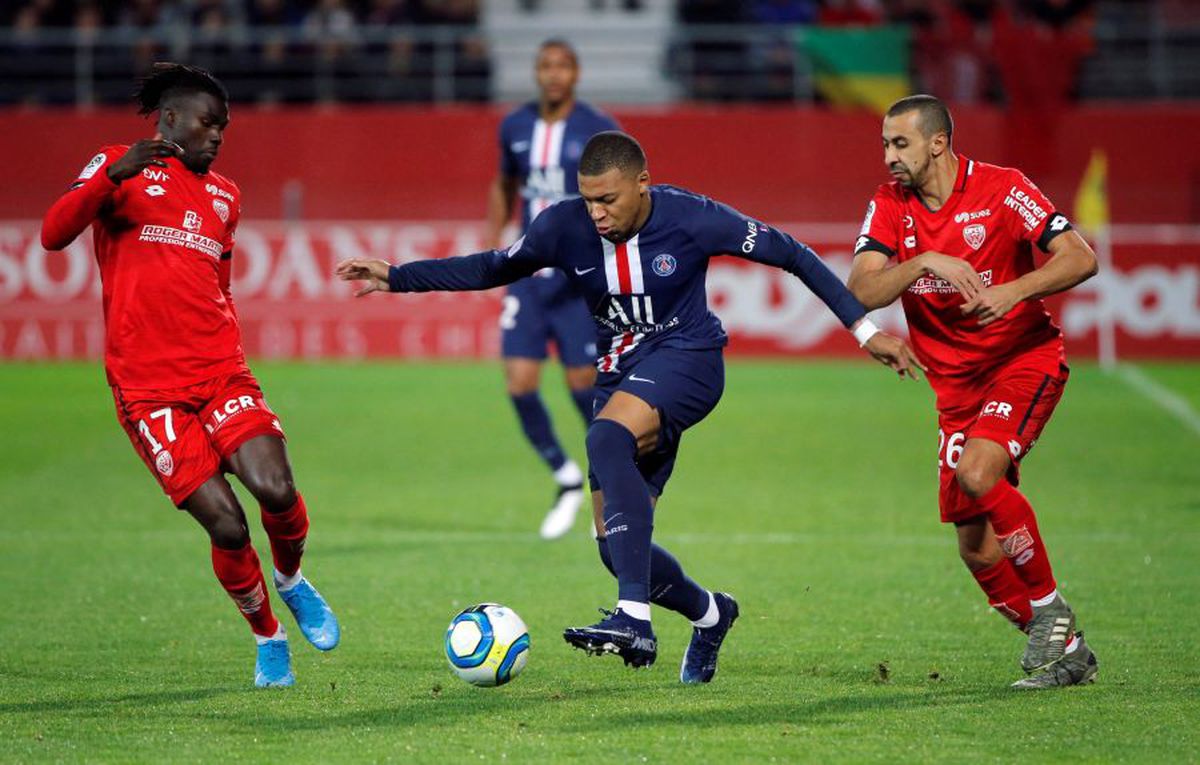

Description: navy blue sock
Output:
[597,537,710,622]
[509,392,567,472]
[570,387,596,424]
[586,420,652,604]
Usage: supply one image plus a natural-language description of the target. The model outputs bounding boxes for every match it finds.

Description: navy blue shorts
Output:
[501,275,596,367]
[587,346,725,497]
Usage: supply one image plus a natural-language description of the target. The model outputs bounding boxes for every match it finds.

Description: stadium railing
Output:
[2,17,1199,106]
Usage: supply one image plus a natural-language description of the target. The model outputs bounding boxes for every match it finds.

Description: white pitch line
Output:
[1115,364,1200,438]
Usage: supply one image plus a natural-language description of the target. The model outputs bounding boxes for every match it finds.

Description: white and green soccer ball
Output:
[444,603,530,687]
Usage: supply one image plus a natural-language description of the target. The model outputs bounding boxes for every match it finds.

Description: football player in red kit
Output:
[847,95,1100,689]
[41,63,338,688]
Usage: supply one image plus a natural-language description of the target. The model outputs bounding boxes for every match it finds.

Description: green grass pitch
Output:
[1,360,1197,762]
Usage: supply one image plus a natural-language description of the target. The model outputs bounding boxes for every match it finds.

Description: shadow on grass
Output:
[557,685,1020,731]
[0,687,239,715]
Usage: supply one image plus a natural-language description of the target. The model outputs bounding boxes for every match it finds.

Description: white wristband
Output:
[852,319,880,347]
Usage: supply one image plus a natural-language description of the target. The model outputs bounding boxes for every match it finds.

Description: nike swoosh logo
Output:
[628,374,655,384]
[511,141,530,152]
[574,266,597,275]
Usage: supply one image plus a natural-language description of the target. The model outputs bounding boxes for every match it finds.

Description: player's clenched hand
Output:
[960,283,1022,326]
[918,252,984,301]
[335,258,393,297]
[106,136,184,182]
[863,332,925,380]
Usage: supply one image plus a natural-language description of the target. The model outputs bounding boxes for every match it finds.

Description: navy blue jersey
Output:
[391,185,867,372]
[498,100,619,231]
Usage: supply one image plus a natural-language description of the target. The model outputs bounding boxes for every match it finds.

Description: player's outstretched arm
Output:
[961,231,1098,326]
[855,324,926,380]
[336,258,391,296]
[847,250,983,309]
[336,249,543,297]
[41,138,184,251]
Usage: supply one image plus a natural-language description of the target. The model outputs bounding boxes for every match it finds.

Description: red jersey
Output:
[42,146,247,389]
[854,157,1073,381]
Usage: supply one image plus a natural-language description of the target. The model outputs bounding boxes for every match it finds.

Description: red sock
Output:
[211,542,279,637]
[971,558,1033,628]
[260,493,309,577]
[978,480,1057,601]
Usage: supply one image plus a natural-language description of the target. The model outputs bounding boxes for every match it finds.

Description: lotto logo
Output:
[145,185,166,197]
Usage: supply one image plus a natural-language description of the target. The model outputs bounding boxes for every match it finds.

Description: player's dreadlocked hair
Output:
[886,94,953,142]
[579,131,646,177]
[134,62,228,116]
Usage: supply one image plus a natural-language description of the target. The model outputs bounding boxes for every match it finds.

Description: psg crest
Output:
[963,223,987,250]
[652,253,677,276]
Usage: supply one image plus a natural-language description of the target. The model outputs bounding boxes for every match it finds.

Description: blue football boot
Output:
[254,633,295,688]
[563,607,657,668]
[680,592,739,684]
[276,574,340,651]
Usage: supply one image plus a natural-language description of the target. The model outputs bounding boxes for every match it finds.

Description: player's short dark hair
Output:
[134,62,228,116]
[538,38,578,67]
[580,131,647,177]
[887,94,953,142]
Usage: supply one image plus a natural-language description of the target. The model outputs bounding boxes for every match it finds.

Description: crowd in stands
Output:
[0,0,1193,105]
[1,1,489,104]
[1,1,481,30]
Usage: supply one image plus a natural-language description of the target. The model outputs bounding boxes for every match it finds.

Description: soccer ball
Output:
[444,603,530,687]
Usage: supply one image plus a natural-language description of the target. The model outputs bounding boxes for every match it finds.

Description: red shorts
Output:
[934,342,1069,523]
[111,369,286,506]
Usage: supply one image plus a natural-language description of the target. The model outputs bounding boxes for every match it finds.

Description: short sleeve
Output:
[853,188,902,258]
[222,200,241,254]
[1004,171,1073,252]
[499,119,519,178]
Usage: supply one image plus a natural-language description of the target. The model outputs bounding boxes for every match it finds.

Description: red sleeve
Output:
[41,147,124,251]
[853,186,903,258]
[219,196,242,320]
[1003,170,1073,253]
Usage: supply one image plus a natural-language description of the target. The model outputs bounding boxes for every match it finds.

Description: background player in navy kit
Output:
[338,132,922,682]
[486,39,619,540]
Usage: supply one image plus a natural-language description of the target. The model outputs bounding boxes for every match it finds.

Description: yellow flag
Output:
[1073,149,1109,231]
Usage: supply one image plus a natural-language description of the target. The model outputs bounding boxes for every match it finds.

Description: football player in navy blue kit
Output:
[487,40,618,540]
[338,132,922,683]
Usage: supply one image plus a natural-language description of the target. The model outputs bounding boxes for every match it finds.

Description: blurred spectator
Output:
[248,0,304,26]
[303,0,359,57]
[907,0,995,104]
[818,0,884,26]
[1020,0,1095,28]
[422,0,480,25]
[366,0,420,25]
[749,0,818,25]
[992,0,1096,172]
